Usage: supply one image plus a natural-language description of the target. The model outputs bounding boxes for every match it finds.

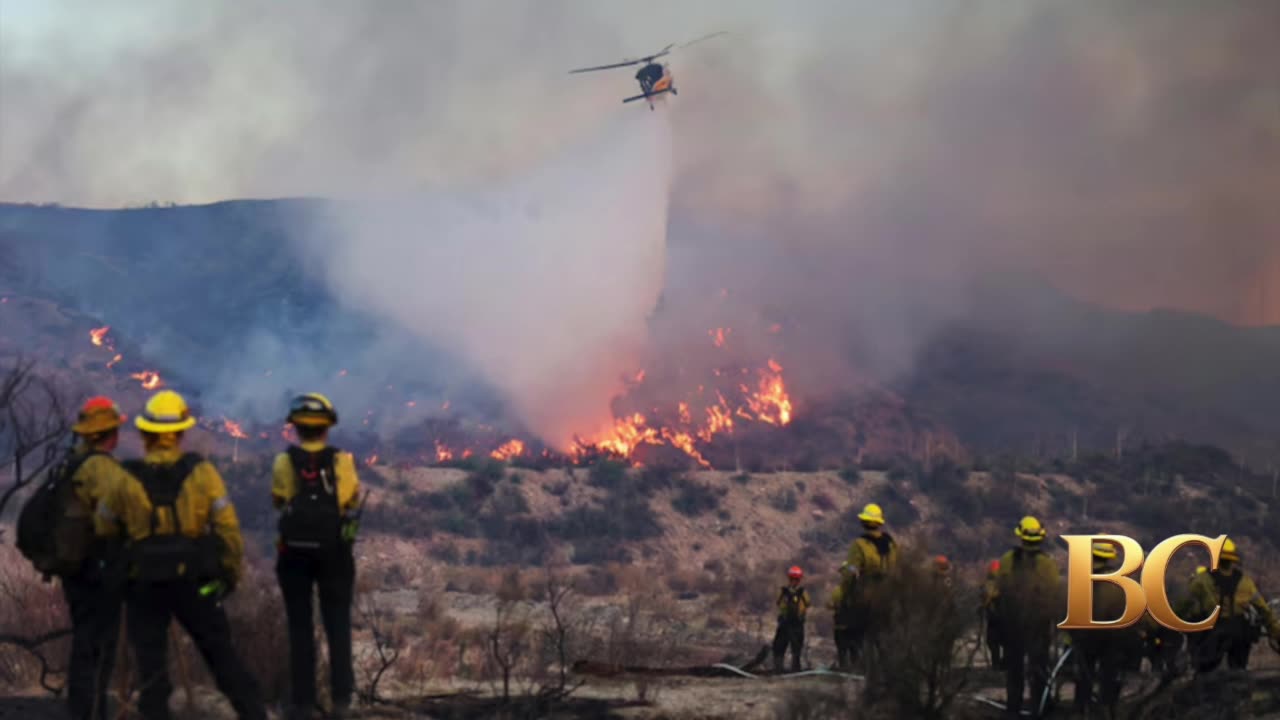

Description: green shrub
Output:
[838,466,861,485]
[769,489,799,513]
[588,459,629,490]
[671,478,721,517]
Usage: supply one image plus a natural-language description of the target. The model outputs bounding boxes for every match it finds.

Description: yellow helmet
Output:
[134,390,196,433]
[287,393,338,427]
[857,503,885,526]
[1221,538,1239,563]
[1195,566,1207,575]
[1015,516,1046,543]
[1091,541,1117,560]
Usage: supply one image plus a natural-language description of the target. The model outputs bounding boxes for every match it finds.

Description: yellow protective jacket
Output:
[99,447,246,585]
[270,441,361,512]
[847,532,898,579]
[67,444,136,539]
[1181,568,1280,636]
[981,574,1000,609]
[778,585,811,622]
[994,546,1061,628]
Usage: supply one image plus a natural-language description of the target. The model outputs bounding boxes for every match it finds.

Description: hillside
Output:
[6,201,1280,468]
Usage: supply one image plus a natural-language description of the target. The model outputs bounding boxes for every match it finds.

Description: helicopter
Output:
[568,32,726,110]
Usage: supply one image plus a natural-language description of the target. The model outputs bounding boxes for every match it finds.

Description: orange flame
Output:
[490,439,526,461]
[435,440,454,463]
[222,418,248,439]
[364,453,379,467]
[130,370,162,390]
[90,326,110,347]
[575,356,793,466]
[710,327,729,348]
[106,354,123,368]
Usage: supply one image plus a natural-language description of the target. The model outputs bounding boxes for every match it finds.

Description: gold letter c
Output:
[1142,534,1225,633]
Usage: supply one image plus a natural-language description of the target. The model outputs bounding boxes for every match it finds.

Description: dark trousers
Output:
[62,573,123,720]
[126,581,266,720]
[1005,629,1052,718]
[985,608,1005,669]
[772,618,804,672]
[1072,631,1124,716]
[1194,616,1253,672]
[277,547,355,710]
[833,625,850,669]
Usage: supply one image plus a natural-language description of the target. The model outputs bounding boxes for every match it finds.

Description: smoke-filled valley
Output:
[7,3,1280,718]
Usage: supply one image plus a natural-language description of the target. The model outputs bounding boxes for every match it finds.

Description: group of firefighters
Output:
[26,390,359,720]
[23,387,1280,720]
[772,507,1280,718]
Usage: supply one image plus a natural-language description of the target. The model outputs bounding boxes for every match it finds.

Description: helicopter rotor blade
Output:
[678,31,728,49]
[568,58,643,74]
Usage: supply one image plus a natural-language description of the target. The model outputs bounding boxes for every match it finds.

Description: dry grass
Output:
[0,546,70,692]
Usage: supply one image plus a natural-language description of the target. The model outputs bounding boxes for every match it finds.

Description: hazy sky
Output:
[2,0,1278,325]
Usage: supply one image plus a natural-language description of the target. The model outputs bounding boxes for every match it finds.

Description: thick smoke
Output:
[2,0,1279,429]
[307,106,672,447]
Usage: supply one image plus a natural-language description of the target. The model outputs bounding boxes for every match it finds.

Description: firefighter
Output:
[773,566,810,673]
[99,390,266,720]
[1071,541,1137,717]
[844,503,897,665]
[273,393,362,720]
[995,516,1061,719]
[1180,538,1280,673]
[982,559,1006,670]
[828,562,855,670]
[62,397,134,720]
[932,555,952,584]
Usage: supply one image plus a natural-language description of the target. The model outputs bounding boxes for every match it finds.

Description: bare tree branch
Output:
[0,628,72,695]
[0,356,78,542]
[356,595,401,705]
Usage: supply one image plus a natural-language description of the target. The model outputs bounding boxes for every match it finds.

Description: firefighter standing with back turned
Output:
[99,390,266,720]
[273,393,362,720]
[773,566,810,673]
[1179,537,1280,673]
[23,397,135,720]
[844,502,897,667]
[994,516,1061,720]
[1070,540,1136,719]
[828,562,856,670]
[982,559,1006,670]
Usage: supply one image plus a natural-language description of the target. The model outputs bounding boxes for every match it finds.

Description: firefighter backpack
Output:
[16,449,104,578]
[123,453,221,583]
[278,446,343,551]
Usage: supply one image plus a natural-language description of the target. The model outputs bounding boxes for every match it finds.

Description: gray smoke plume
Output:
[3,0,1279,439]
[307,105,672,447]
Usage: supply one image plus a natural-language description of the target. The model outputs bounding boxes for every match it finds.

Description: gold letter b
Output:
[1058,535,1146,630]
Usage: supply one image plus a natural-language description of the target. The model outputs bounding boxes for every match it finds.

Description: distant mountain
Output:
[4,201,1278,465]
[900,275,1280,463]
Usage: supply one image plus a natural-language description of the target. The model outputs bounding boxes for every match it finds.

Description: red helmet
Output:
[988,559,1001,575]
[934,555,950,570]
[72,396,126,435]
[787,566,803,580]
